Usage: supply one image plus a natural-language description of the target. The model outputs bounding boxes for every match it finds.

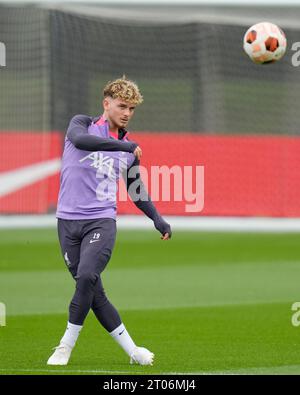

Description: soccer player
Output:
[47,77,172,366]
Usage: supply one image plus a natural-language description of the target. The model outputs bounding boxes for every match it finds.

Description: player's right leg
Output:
[47,219,82,366]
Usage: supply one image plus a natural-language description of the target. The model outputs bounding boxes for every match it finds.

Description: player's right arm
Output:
[67,114,138,153]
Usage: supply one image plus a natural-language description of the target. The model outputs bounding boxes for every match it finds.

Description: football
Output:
[243,22,287,64]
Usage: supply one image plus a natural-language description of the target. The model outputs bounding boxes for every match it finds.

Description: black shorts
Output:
[57,218,117,279]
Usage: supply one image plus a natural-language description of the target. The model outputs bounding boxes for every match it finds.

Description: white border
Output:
[1,1,300,4]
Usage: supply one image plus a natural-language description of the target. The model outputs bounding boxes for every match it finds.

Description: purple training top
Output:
[56,118,135,220]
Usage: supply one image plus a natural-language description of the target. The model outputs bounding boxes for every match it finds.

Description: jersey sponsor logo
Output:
[79,152,115,176]
[79,153,129,203]
[79,152,129,177]
[80,153,117,202]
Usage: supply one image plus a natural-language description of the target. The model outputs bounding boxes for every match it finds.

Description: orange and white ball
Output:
[243,22,287,64]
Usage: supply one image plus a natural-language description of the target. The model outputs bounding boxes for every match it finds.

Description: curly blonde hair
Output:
[103,76,143,105]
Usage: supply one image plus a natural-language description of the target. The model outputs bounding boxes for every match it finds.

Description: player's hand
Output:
[161,232,171,240]
[133,146,142,160]
[154,216,172,240]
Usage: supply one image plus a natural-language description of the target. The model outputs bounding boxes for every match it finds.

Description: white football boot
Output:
[130,346,154,366]
[47,343,72,365]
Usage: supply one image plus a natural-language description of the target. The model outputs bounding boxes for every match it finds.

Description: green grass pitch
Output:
[1,228,300,375]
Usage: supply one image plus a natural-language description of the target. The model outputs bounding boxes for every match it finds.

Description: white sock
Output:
[109,323,136,356]
[60,321,83,349]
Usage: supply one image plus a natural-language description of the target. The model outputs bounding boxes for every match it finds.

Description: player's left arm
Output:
[124,156,172,240]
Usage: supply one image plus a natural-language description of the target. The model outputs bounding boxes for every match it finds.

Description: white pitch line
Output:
[0,368,226,375]
[0,368,136,375]
[0,368,231,375]
[1,364,300,375]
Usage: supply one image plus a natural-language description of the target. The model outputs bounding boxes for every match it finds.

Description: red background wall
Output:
[1,132,299,217]
[0,133,61,213]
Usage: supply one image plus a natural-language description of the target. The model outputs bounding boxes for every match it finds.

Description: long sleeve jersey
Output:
[56,114,161,222]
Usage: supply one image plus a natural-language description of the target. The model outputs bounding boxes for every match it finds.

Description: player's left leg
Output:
[91,278,121,332]
[70,218,154,365]
[89,275,154,365]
